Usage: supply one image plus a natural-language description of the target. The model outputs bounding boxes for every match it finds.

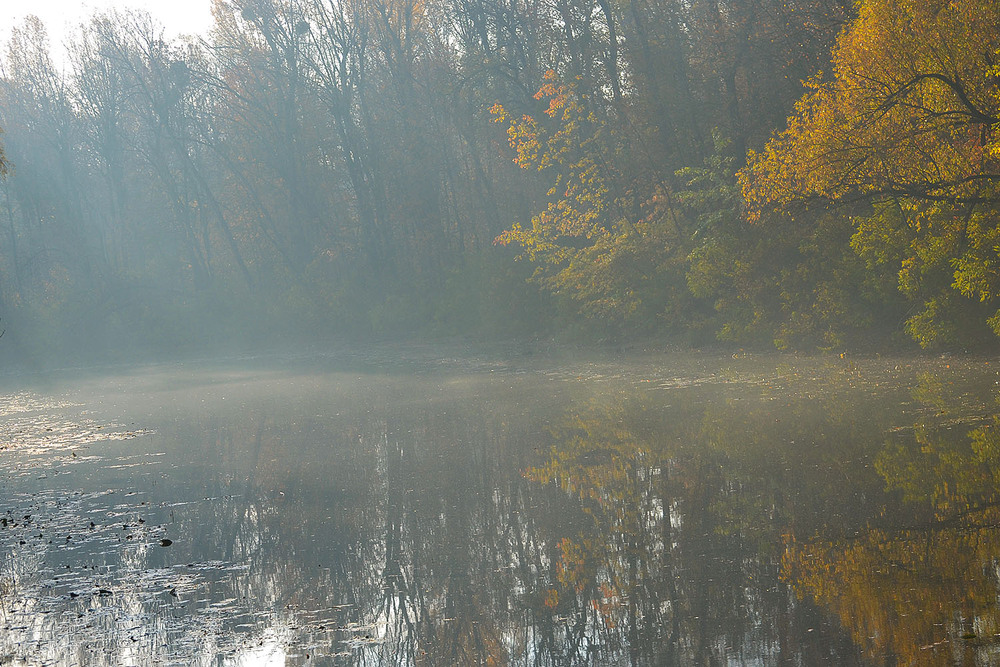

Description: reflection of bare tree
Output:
[357,409,517,665]
[4,362,928,665]
[242,375,873,666]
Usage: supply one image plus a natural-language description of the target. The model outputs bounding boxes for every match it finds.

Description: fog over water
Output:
[2,350,999,664]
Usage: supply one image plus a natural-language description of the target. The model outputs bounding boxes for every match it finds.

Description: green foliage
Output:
[680,136,888,350]
[849,199,1000,348]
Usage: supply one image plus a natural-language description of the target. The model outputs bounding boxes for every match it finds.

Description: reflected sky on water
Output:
[2,350,1000,665]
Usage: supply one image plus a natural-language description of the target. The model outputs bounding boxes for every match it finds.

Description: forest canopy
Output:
[741,0,1000,347]
[0,0,996,364]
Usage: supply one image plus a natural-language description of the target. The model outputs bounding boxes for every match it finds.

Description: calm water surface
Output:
[2,349,1000,665]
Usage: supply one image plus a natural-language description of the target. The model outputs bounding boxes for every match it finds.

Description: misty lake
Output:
[3,348,1000,665]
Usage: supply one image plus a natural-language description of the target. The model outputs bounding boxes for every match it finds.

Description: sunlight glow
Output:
[0,0,213,66]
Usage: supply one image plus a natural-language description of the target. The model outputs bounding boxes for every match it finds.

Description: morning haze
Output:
[0,0,998,664]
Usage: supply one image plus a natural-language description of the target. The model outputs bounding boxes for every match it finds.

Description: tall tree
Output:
[741,0,1000,346]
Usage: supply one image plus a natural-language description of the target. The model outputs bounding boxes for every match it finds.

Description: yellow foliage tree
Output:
[742,0,1000,213]
[492,70,613,262]
[740,0,1000,346]
[491,72,685,328]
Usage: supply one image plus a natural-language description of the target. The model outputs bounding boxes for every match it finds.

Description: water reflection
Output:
[0,356,999,664]
[785,369,1000,666]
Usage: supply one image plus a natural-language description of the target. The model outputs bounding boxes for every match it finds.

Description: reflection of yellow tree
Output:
[524,405,662,628]
[784,523,1000,665]
[783,378,1000,665]
[524,373,904,663]
[520,398,696,665]
[874,374,1000,522]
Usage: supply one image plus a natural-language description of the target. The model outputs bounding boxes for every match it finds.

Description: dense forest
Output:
[0,0,997,365]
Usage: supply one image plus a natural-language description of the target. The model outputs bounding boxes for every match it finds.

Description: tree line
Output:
[0,0,996,362]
